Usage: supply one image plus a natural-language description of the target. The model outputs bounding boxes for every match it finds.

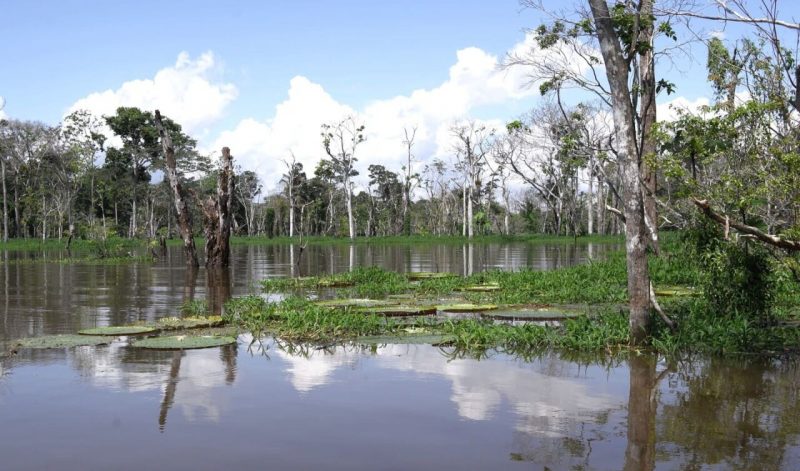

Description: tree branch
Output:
[692,198,800,251]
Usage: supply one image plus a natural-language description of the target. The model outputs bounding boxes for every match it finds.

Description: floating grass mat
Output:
[654,286,698,297]
[79,326,158,336]
[131,335,236,350]
[480,305,584,321]
[458,284,502,293]
[156,316,224,330]
[406,272,458,281]
[351,333,456,346]
[14,334,116,349]
[437,303,498,313]
[357,305,437,317]
[313,298,398,309]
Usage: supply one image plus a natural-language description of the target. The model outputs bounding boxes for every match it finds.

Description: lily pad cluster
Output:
[12,316,236,351]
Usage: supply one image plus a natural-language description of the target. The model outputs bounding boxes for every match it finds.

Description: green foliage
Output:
[688,222,776,324]
[180,299,209,317]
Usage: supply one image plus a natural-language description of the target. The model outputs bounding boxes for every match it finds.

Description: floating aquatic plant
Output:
[156,316,224,330]
[357,305,437,317]
[79,326,158,336]
[14,334,116,349]
[131,335,237,350]
[437,303,498,313]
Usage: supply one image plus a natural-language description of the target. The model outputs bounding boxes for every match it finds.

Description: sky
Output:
[2,0,799,192]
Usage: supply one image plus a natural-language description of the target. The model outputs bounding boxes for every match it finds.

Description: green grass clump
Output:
[180,300,209,317]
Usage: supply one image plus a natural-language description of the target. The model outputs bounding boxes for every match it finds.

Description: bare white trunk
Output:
[587,169,594,235]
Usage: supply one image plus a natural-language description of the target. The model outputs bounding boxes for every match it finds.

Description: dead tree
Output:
[204,146,235,268]
[154,110,199,268]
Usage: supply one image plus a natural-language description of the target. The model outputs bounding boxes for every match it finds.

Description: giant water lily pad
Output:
[357,305,437,317]
[654,286,698,297]
[314,298,398,309]
[317,279,354,288]
[79,326,158,336]
[437,303,498,313]
[481,305,583,321]
[157,316,224,330]
[131,335,236,350]
[15,334,116,349]
[458,284,501,292]
[406,272,457,281]
[352,334,456,345]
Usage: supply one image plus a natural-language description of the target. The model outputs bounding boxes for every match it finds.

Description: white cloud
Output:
[657,95,711,122]
[68,52,237,135]
[0,96,7,120]
[211,34,563,193]
[709,30,726,40]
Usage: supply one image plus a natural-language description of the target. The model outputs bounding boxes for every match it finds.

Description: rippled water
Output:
[1,241,799,470]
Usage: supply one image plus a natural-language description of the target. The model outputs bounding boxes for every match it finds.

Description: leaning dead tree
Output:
[154,110,199,268]
[203,147,235,268]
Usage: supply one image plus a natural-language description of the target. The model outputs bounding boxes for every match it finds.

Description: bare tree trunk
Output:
[1,158,7,242]
[346,179,355,239]
[41,195,46,241]
[587,165,594,235]
[204,147,235,268]
[155,110,199,268]
[638,0,659,253]
[590,0,651,344]
[461,184,467,237]
[467,183,474,239]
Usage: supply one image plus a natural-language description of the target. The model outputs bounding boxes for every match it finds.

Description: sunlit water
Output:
[1,242,799,470]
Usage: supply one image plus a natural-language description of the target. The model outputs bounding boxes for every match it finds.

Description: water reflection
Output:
[2,340,800,468]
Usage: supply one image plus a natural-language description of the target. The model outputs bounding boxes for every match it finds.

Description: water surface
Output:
[2,241,799,470]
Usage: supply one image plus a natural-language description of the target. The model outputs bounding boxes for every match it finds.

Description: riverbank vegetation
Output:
[222,235,799,356]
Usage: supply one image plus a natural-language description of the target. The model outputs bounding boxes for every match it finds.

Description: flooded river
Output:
[1,241,799,470]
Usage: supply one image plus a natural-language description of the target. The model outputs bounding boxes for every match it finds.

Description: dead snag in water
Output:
[204,146,235,268]
[154,109,199,268]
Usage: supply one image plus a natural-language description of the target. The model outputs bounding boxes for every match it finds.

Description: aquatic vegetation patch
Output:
[14,334,116,349]
[180,299,210,316]
[131,335,237,350]
[79,326,158,336]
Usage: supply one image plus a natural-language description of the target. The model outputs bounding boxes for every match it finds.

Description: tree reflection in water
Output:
[158,264,236,431]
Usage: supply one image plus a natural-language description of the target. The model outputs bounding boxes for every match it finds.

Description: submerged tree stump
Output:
[204,146,235,268]
[155,109,199,268]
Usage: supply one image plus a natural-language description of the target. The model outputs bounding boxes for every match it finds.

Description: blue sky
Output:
[2,0,535,124]
[2,1,799,191]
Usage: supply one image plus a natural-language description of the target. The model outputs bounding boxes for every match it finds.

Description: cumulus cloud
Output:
[68,52,237,135]
[211,33,566,193]
[0,96,6,120]
[657,96,712,122]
